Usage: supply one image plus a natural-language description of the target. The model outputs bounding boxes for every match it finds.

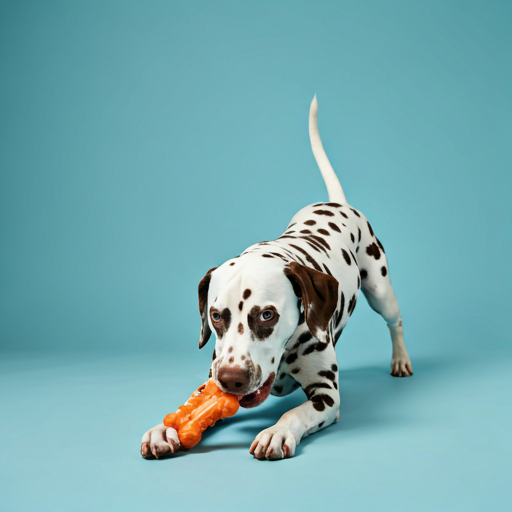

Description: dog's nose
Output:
[217,365,251,394]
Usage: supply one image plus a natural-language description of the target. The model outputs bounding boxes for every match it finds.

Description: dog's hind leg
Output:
[356,218,413,377]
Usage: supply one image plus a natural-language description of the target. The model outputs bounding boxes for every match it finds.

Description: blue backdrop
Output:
[1,1,511,511]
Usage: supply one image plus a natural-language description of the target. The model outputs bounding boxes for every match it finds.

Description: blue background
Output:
[1,1,511,511]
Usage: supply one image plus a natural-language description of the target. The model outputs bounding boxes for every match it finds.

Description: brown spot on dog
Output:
[239,301,243,311]
[313,210,335,216]
[262,254,274,258]
[366,242,381,260]
[210,307,232,338]
[286,353,298,364]
[289,244,323,272]
[238,322,244,334]
[310,235,331,250]
[328,222,341,233]
[241,355,246,360]
[271,357,275,364]
[229,356,234,363]
[243,289,252,299]
[228,346,233,353]
[341,249,351,265]
[318,229,330,236]
[300,229,312,234]
[230,262,235,266]
[304,220,317,226]
[247,305,279,340]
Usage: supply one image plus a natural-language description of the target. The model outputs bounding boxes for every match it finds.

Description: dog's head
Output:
[197,253,338,408]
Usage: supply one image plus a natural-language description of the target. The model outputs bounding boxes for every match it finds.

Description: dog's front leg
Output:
[250,341,340,461]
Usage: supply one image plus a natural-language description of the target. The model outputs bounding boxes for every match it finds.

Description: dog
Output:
[140,96,413,461]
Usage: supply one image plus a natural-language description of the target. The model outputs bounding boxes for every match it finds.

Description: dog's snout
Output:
[217,365,251,394]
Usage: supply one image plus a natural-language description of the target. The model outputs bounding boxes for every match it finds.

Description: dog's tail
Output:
[309,95,347,204]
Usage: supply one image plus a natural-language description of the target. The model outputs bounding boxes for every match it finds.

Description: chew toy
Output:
[163,379,239,449]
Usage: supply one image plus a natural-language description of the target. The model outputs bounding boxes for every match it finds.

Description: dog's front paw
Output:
[391,353,413,377]
[141,423,181,459]
[249,426,297,461]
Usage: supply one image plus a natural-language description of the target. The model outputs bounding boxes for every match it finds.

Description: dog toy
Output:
[163,379,239,449]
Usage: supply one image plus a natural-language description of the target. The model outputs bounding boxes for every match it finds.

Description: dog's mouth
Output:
[238,372,276,409]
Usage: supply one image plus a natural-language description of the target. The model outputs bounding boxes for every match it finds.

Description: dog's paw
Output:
[391,354,413,377]
[249,426,297,461]
[140,423,181,459]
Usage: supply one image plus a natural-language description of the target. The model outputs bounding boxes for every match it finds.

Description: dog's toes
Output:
[251,426,296,461]
[141,441,154,459]
[391,357,413,378]
[141,423,180,460]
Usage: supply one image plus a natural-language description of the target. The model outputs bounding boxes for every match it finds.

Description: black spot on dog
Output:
[333,382,338,389]
[357,276,361,288]
[312,399,325,411]
[302,344,316,355]
[313,210,335,216]
[348,294,357,316]
[300,229,312,234]
[310,235,331,250]
[304,382,333,398]
[247,305,279,340]
[328,222,341,233]
[243,289,252,299]
[239,301,243,311]
[316,342,328,351]
[331,364,338,372]
[274,386,283,394]
[350,208,360,217]
[381,266,387,276]
[280,373,286,380]
[229,356,234,363]
[271,357,275,364]
[340,211,348,219]
[341,249,351,265]
[366,242,381,260]
[360,269,368,279]
[299,331,313,344]
[358,227,361,242]
[304,220,317,226]
[323,263,332,276]
[319,370,336,381]
[271,252,288,261]
[376,237,385,253]
[367,221,374,236]
[286,353,298,364]
[318,229,330,236]
[262,254,274,258]
[350,233,355,243]
[349,250,357,265]
[325,202,342,207]
[291,368,300,374]
[318,422,324,428]
[289,244,323,272]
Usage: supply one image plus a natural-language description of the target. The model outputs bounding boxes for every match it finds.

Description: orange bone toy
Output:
[163,379,239,449]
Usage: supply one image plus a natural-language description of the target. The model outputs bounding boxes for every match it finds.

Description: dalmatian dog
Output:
[141,96,413,461]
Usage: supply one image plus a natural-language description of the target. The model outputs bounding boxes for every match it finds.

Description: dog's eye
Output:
[212,312,221,322]
[260,310,274,321]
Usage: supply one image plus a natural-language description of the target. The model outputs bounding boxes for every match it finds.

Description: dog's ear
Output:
[284,262,338,343]
[198,267,218,349]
